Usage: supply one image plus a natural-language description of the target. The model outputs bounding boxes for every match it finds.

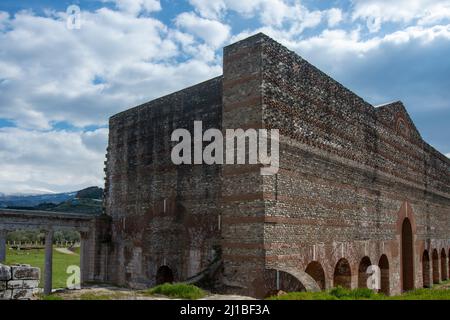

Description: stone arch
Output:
[305,261,326,290]
[440,249,447,280]
[401,218,414,291]
[333,258,352,289]
[378,254,390,295]
[263,267,320,297]
[432,249,439,284]
[156,265,174,285]
[422,250,431,288]
[358,256,372,288]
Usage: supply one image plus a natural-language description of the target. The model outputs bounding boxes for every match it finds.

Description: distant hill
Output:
[76,186,103,200]
[1,186,103,215]
[0,191,77,208]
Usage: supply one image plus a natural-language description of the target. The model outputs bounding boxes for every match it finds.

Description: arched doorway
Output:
[358,256,372,288]
[262,268,309,297]
[440,249,447,280]
[305,261,326,290]
[401,218,414,291]
[432,249,439,284]
[333,258,351,288]
[422,250,430,288]
[156,265,174,285]
[379,254,390,295]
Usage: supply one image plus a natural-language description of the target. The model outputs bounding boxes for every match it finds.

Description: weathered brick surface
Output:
[11,265,40,280]
[0,264,10,281]
[104,78,223,288]
[104,33,450,297]
[7,280,23,289]
[0,264,40,300]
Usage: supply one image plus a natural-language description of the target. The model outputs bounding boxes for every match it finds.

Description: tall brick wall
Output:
[104,77,223,288]
[221,35,266,294]
[254,34,448,296]
[104,33,450,297]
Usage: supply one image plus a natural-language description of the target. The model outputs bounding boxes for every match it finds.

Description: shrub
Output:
[143,283,206,300]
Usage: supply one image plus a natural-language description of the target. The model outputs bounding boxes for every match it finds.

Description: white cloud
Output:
[189,0,226,19]
[103,0,161,16]
[0,128,108,193]
[175,12,231,47]
[0,6,224,193]
[446,153,450,158]
[0,8,221,129]
[327,8,343,27]
[351,0,450,31]
[189,0,324,28]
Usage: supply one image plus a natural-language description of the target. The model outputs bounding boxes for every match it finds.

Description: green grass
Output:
[5,247,80,289]
[142,283,206,300]
[268,287,383,300]
[268,286,450,300]
[39,294,64,300]
[387,288,450,300]
[77,293,127,300]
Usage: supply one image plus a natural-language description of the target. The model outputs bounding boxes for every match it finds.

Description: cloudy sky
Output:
[0,0,449,194]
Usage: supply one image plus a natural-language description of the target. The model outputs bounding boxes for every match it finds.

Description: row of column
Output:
[0,229,89,295]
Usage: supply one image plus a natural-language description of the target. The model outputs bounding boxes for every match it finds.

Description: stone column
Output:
[0,229,7,263]
[44,229,53,295]
[79,231,87,285]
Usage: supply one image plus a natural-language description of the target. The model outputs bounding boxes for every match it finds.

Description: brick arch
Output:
[155,265,174,285]
[401,217,414,291]
[422,250,431,288]
[394,202,417,292]
[263,267,321,297]
[440,249,448,280]
[333,258,352,289]
[395,201,417,234]
[432,249,440,284]
[358,256,372,288]
[378,254,390,295]
[305,261,326,290]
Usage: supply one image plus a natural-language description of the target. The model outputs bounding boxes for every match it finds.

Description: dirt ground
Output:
[42,285,255,300]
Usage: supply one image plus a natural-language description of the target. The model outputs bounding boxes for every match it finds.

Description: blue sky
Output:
[0,0,449,193]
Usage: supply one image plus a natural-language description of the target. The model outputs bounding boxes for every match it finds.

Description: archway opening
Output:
[432,249,439,284]
[305,261,326,290]
[263,269,307,297]
[379,254,390,295]
[440,249,447,281]
[401,218,414,291]
[333,258,351,289]
[156,265,174,285]
[422,250,430,288]
[358,256,372,288]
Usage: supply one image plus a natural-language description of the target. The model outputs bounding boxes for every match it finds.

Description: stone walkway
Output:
[54,248,77,255]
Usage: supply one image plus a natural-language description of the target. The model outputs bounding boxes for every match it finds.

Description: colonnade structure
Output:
[0,209,110,294]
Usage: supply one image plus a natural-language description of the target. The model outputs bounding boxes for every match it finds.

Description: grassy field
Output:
[5,247,80,289]
[268,283,450,300]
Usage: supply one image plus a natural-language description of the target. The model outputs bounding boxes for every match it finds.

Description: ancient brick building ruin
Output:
[102,33,450,298]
